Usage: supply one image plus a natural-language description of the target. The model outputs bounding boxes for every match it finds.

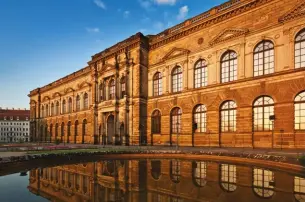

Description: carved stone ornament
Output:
[162,47,191,62]
[197,37,204,45]
[209,28,249,46]
[279,1,305,23]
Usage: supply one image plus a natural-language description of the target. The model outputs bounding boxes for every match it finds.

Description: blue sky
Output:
[0,0,226,109]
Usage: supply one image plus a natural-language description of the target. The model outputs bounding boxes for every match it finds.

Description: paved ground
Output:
[0,152,27,158]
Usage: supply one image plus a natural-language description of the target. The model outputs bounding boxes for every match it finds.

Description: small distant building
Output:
[0,108,30,143]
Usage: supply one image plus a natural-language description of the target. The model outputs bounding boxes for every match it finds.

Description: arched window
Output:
[75,120,79,137]
[68,97,72,113]
[76,95,80,112]
[193,161,207,187]
[51,103,54,116]
[193,105,207,133]
[67,121,71,143]
[220,101,237,132]
[41,105,44,118]
[109,79,116,100]
[121,77,126,99]
[220,164,237,192]
[172,66,183,93]
[294,176,305,202]
[151,110,161,134]
[253,168,274,198]
[171,108,182,134]
[83,93,89,110]
[170,160,180,183]
[153,72,162,96]
[253,96,274,131]
[45,104,49,117]
[99,83,104,102]
[55,101,60,115]
[62,100,66,114]
[295,91,305,130]
[61,122,64,142]
[50,124,53,138]
[254,41,274,76]
[295,29,305,69]
[55,123,59,139]
[221,51,237,83]
[194,59,207,88]
[151,160,161,180]
[82,119,87,144]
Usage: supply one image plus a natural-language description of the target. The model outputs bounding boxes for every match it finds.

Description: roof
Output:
[0,109,30,121]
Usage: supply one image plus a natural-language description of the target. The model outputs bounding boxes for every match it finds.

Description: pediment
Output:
[209,28,249,46]
[78,81,91,89]
[279,1,305,23]
[162,47,190,61]
[52,92,62,98]
[64,87,75,94]
[101,63,116,72]
[42,96,51,102]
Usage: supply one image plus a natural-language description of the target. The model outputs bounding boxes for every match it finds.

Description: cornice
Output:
[89,32,149,64]
[278,1,305,23]
[149,0,273,50]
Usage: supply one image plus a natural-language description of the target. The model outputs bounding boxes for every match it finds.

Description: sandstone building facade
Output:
[29,0,305,148]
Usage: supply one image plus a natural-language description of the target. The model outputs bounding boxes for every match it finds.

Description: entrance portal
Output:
[107,115,115,145]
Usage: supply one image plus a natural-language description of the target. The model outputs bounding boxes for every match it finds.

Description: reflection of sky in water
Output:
[0,173,47,202]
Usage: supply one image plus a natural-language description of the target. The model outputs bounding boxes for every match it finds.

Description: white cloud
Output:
[124,11,130,18]
[154,0,177,5]
[177,5,189,20]
[86,27,100,33]
[139,0,151,9]
[153,21,164,30]
[93,0,106,9]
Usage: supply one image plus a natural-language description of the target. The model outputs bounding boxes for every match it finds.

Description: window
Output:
[83,93,89,110]
[62,100,66,114]
[76,95,80,111]
[221,51,237,83]
[253,96,274,131]
[55,101,60,115]
[51,103,54,116]
[220,164,237,192]
[67,121,71,139]
[253,168,274,198]
[41,106,44,118]
[295,91,305,130]
[151,110,161,134]
[220,101,237,132]
[193,161,207,187]
[171,107,182,134]
[45,105,49,117]
[99,83,105,102]
[109,79,116,100]
[121,77,126,98]
[170,160,180,183]
[151,160,161,180]
[153,72,162,96]
[193,105,207,133]
[295,29,305,69]
[194,59,207,88]
[75,120,79,137]
[68,97,72,113]
[294,176,305,202]
[254,41,274,76]
[172,66,183,93]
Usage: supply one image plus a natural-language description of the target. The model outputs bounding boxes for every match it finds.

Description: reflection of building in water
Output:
[28,160,305,202]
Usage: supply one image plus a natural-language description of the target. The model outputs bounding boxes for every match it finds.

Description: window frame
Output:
[294,91,305,130]
[171,107,182,134]
[194,59,208,88]
[220,101,237,132]
[151,110,161,134]
[193,104,207,133]
[221,51,238,83]
[253,96,274,132]
[153,72,162,96]
[253,40,275,77]
[295,29,305,69]
[171,66,183,93]
[109,79,116,100]
[120,77,126,99]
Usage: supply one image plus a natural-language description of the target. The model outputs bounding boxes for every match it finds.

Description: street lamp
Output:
[269,115,275,149]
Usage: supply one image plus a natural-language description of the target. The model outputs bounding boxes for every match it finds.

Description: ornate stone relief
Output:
[162,47,191,62]
[279,1,305,23]
[209,28,249,46]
